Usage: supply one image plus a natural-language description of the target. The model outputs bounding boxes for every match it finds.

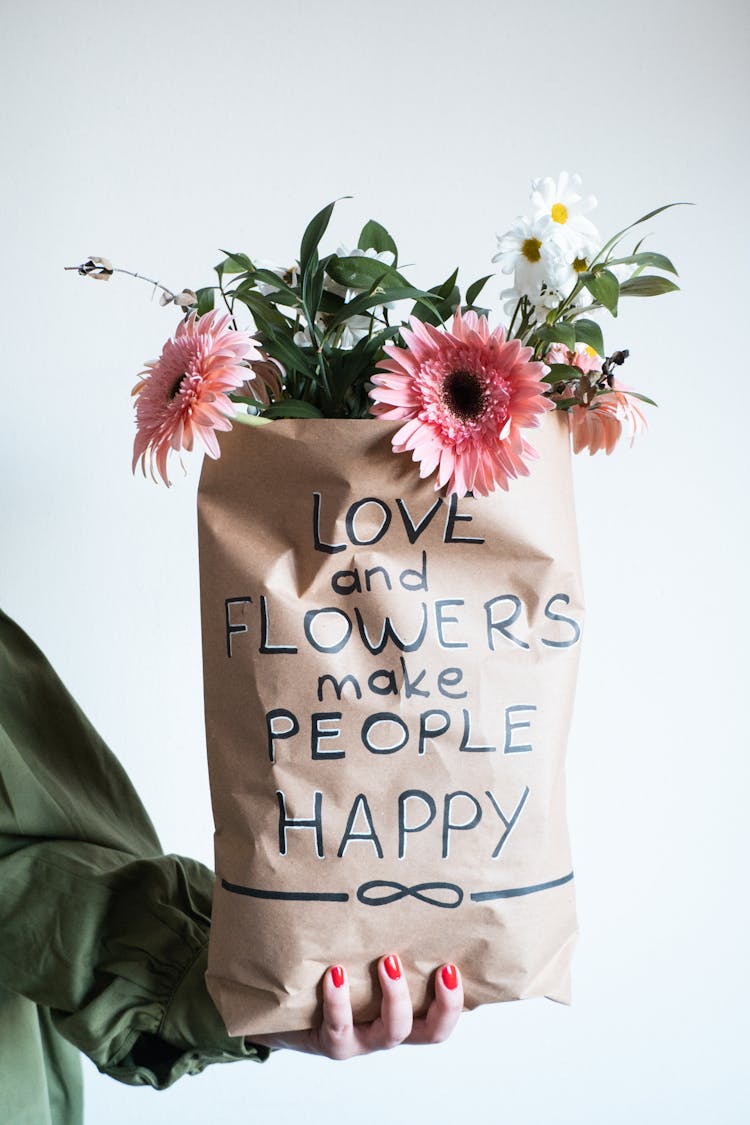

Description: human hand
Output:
[250,955,463,1059]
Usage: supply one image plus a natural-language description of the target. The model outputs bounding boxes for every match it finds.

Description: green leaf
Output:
[195,287,215,317]
[357,220,398,262]
[432,268,459,301]
[216,250,254,277]
[231,287,292,332]
[628,251,678,275]
[621,389,658,407]
[619,275,680,297]
[465,274,493,307]
[258,330,316,377]
[300,199,349,276]
[317,289,347,316]
[583,269,620,315]
[326,255,407,290]
[233,275,298,309]
[233,411,273,427]
[411,291,459,327]
[323,284,442,333]
[574,318,605,356]
[542,363,582,385]
[409,270,460,326]
[302,258,326,323]
[262,399,324,419]
[534,322,576,351]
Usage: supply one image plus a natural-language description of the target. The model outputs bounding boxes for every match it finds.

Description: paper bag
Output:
[197,411,583,1036]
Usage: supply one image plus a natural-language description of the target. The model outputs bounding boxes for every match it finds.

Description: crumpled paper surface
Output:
[198,412,584,1036]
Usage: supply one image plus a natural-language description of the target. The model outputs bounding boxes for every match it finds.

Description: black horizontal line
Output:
[471,870,574,902]
[221,878,349,903]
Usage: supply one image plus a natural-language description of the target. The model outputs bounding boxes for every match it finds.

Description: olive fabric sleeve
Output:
[0,608,271,1096]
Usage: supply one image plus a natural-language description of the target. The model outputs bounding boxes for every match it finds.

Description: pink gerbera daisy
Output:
[369,308,552,496]
[132,309,259,485]
[568,380,648,455]
[543,342,648,456]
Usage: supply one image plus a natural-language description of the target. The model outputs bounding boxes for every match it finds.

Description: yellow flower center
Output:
[551,202,568,224]
[572,256,588,273]
[521,237,542,263]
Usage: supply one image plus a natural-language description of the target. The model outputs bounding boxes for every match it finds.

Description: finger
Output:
[405,963,464,1045]
[318,965,356,1060]
[361,954,413,1051]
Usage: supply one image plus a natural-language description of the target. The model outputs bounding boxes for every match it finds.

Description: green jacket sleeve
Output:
[0,608,271,1093]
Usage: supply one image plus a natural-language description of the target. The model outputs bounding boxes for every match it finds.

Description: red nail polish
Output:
[441,964,458,990]
[331,965,345,989]
[384,954,401,981]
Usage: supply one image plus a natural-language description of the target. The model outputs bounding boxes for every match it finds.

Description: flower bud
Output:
[78,256,113,280]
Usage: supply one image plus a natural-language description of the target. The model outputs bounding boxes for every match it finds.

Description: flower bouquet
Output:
[71,175,681,1035]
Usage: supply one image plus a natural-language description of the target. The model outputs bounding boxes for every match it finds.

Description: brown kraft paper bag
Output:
[197,410,584,1036]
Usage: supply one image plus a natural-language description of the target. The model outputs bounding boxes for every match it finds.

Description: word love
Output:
[313,491,484,553]
[275,785,531,861]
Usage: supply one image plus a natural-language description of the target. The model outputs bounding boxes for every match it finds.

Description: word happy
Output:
[274,785,531,862]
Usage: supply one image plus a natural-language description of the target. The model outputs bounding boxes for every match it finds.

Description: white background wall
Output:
[1,0,748,1121]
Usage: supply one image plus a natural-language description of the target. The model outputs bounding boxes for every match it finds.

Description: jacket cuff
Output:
[101,943,272,1090]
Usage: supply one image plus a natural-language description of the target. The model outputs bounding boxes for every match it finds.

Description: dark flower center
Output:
[442,369,485,421]
[168,373,187,400]
[521,237,542,263]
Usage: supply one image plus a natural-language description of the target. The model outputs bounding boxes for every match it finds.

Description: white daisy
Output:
[493,215,567,298]
[530,172,600,254]
[253,259,300,296]
[554,239,601,298]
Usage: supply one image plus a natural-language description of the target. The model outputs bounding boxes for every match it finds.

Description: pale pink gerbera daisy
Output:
[545,342,647,455]
[569,381,648,455]
[132,309,260,485]
[369,309,552,496]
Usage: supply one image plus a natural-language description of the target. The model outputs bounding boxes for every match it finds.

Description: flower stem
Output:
[63,264,177,302]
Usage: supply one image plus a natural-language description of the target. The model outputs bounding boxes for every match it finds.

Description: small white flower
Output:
[554,240,601,299]
[293,325,313,347]
[493,215,567,299]
[336,317,374,348]
[530,172,600,254]
[500,281,565,327]
[254,259,300,296]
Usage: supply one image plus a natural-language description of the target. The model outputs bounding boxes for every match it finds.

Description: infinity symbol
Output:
[356,879,464,909]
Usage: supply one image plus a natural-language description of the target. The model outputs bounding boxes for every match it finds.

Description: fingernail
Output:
[384,954,401,981]
[441,964,459,990]
[331,965,345,989]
